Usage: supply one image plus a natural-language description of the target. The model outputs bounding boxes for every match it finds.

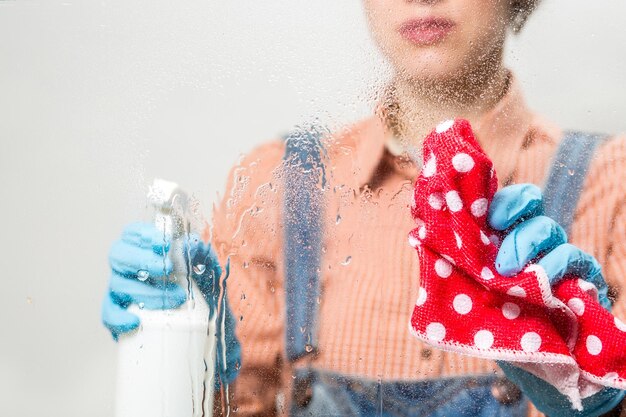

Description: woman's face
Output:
[363,0,511,84]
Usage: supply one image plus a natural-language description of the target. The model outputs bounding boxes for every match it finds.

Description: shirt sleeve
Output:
[210,139,288,416]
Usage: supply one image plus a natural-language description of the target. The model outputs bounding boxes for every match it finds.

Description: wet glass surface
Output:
[1,1,626,416]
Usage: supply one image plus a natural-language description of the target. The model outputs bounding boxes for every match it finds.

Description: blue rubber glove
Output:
[489,184,610,308]
[488,184,624,416]
[498,361,624,417]
[102,222,183,337]
[102,222,241,385]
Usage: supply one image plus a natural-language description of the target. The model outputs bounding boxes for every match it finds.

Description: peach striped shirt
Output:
[211,77,626,416]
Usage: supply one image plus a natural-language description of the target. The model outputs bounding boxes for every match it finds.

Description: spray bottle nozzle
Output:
[149,178,189,239]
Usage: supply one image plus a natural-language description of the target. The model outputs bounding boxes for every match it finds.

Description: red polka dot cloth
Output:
[408,119,626,409]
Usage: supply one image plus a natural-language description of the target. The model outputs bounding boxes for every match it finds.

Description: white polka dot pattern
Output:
[507,286,526,298]
[567,298,585,316]
[488,234,500,246]
[416,287,427,306]
[502,302,520,320]
[435,258,453,278]
[615,317,626,332]
[442,254,456,265]
[452,153,475,173]
[578,278,597,293]
[428,193,444,210]
[586,335,602,356]
[480,267,494,281]
[470,198,488,217]
[435,120,454,133]
[521,332,541,352]
[454,232,462,249]
[423,153,437,177]
[453,294,472,315]
[426,322,446,342]
[445,191,463,212]
[480,231,490,245]
[474,330,494,349]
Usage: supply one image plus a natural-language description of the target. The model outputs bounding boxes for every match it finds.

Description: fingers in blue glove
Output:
[489,184,543,231]
[109,222,173,278]
[538,243,611,309]
[109,241,174,278]
[496,216,567,276]
[121,222,171,252]
[102,293,140,341]
[109,272,187,310]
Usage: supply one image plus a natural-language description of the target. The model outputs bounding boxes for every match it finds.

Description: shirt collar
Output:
[473,75,534,183]
[327,73,534,189]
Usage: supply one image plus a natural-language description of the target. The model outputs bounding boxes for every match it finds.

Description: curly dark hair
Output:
[511,0,541,32]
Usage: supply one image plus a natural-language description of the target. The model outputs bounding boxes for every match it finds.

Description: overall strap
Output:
[283,125,326,363]
[543,131,608,236]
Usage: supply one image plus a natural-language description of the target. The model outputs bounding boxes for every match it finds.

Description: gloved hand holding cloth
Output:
[408,119,626,411]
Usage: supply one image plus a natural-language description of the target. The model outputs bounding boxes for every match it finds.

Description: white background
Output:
[1,1,625,415]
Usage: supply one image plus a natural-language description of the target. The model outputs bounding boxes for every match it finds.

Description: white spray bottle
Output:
[115,179,216,417]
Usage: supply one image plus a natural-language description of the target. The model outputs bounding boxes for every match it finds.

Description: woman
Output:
[103,0,626,416]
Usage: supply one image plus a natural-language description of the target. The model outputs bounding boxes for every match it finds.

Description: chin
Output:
[394,52,465,84]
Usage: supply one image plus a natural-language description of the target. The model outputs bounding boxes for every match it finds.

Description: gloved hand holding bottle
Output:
[101,221,241,386]
[488,183,624,417]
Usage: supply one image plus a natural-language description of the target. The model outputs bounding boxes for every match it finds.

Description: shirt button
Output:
[420,348,432,359]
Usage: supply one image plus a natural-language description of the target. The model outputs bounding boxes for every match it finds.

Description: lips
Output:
[399,18,455,45]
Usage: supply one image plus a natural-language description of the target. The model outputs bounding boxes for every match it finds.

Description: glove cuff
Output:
[597,392,625,417]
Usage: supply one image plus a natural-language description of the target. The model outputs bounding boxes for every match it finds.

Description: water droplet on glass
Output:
[335,214,342,225]
[243,261,249,269]
[241,293,246,300]
[235,361,241,370]
[138,302,145,309]
[568,169,575,176]
[193,264,206,275]
[137,270,150,281]
[239,315,244,321]
[341,256,352,266]
[304,344,313,353]
[300,326,306,334]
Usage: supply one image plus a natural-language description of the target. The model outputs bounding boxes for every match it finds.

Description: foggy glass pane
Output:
[2,1,626,417]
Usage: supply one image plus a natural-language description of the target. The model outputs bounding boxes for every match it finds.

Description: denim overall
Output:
[282,128,606,417]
